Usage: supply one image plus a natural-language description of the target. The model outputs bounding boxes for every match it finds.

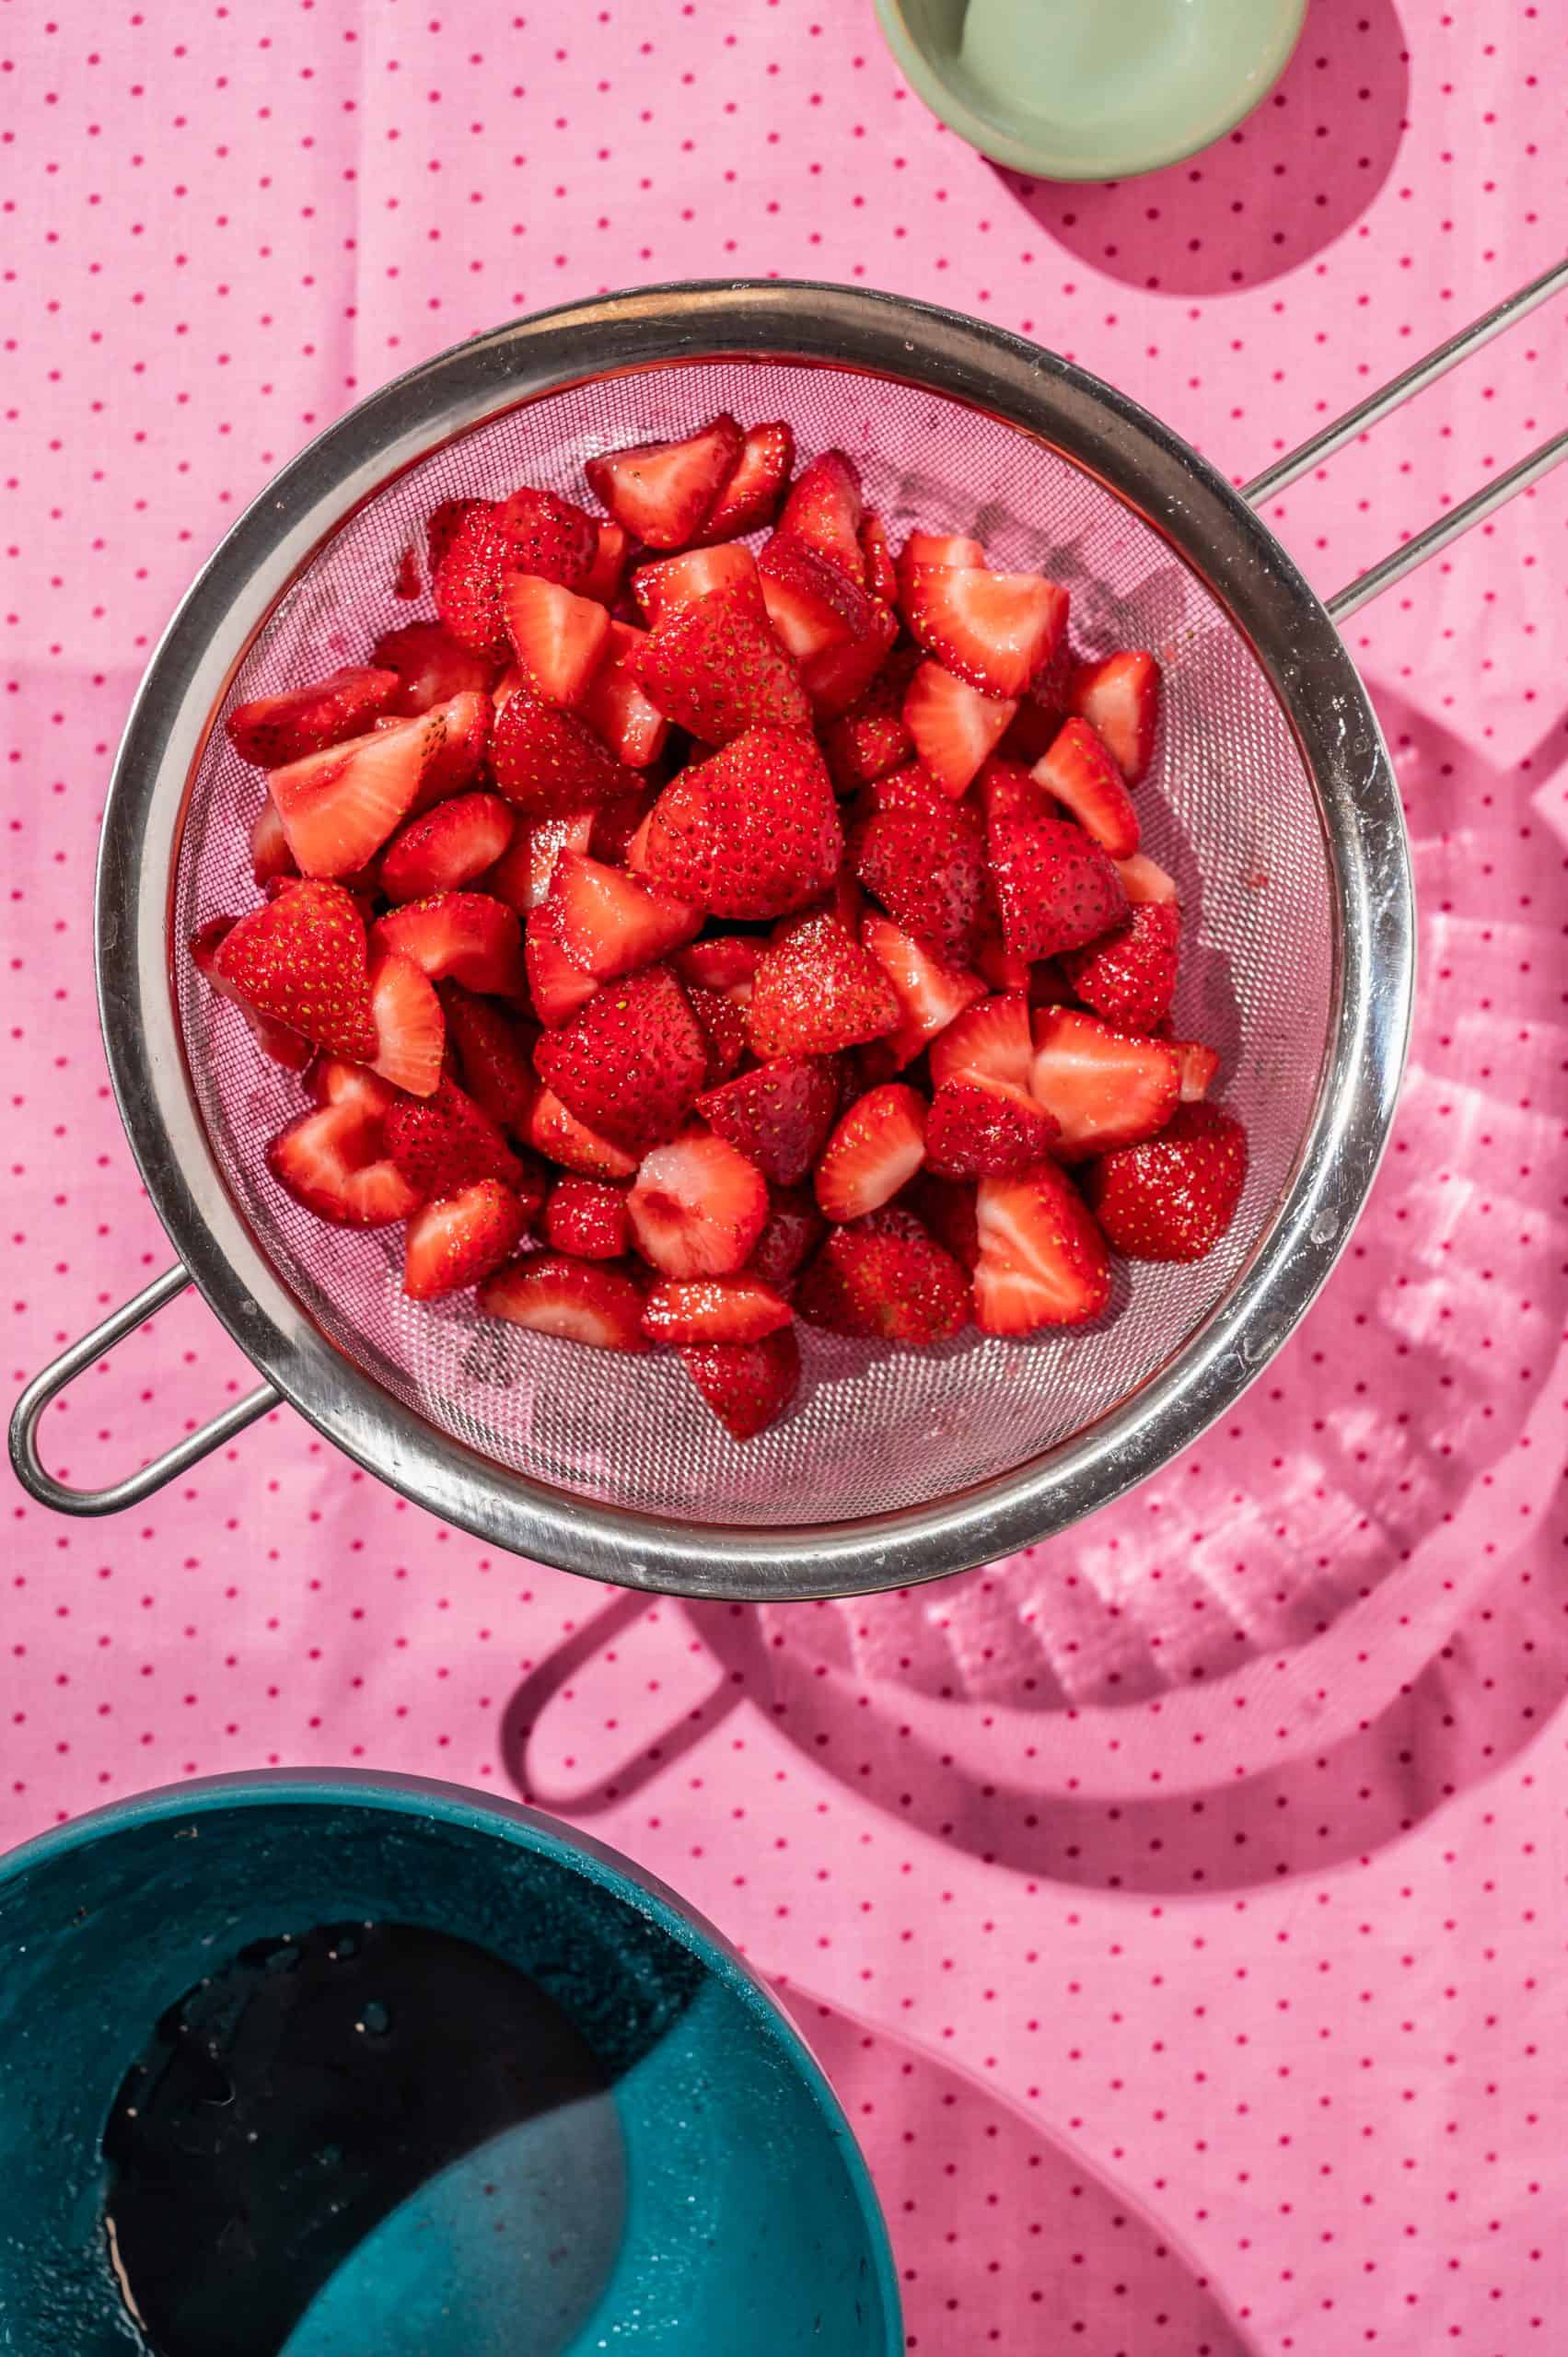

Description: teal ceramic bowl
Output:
[0,1774,900,2357]
[875,0,1309,180]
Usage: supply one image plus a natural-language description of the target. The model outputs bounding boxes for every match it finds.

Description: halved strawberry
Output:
[972,895,1031,993]
[696,1054,842,1187]
[384,1074,522,1200]
[494,483,598,588]
[426,496,481,575]
[439,981,536,1132]
[815,1082,927,1222]
[691,421,795,545]
[796,1207,969,1344]
[1068,649,1161,784]
[643,1276,793,1344]
[747,909,901,1060]
[590,788,660,865]
[267,1097,419,1228]
[858,512,898,604]
[380,791,516,903]
[1031,718,1139,858]
[643,727,842,920]
[1115,851,1179,906]
[543,1174,632,1260]
[431,499,509,658]
[983,759,1127,958]
[758,536,871,662]
[534,964,709,1155]
[679,1327,801,1440]
[1028,1007,1180,1158]
[404,1178,529,1302]
[189,914,314,1069]
[526,1087,639,1181]
[1061,900,1181,1032]
[851,766,985,964]
[406,687,493,815]
[586,414,744,550]
[525,898,599,1028]
[902,567,1068,701]
[373,890,526,996]
[687,983,749,1084]
[627,1129,770,1278]
[895,529,985,592]
[550,849,702,980]
[1171,1039,1221,1102]
[501,573,611,707]
[632,542,763,621]
[927,990,1032,1093]
[268,703,463,877]
[776,450,863,578]
[903,1170,980,1272]
[372,621,497,714]
[823,645,920,790]
[745,1188,827,1288]
[211,878,377,1059]
[973,1162,1111,1334]
[924,1077,1060,1178]
[225,665,401,769]
[580,621,672,768]
[308,1055,396,1113]
[485,810,596,913]
[638,584,810,743]
[624,806,656,875]
[903,661,1017,797]
[858,911,987,1068]
[1085,1100,1247,1261]
[578,518,632,608]
[674,935,762,997]
[367,948,445,1098]
[800,597,900,721]
[480,1253,649,1352]
[489,679,636,817]
[250,796,298,888]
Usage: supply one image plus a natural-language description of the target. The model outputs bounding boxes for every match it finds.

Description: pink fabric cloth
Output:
[4,1,1567,2346]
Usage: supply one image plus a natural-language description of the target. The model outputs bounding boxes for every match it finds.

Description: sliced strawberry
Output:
[1031,718,1140,858]
[696,1054,842,1187]
[745,1187,828,1288]
[189,914,313,1069]
[796,1207,969,1344]
[903,660,1016,797]
[501,573,610,707]
[903,1170,980,1272]
[632,542,763,621]
[998,674,1072,768]
[580,620,672,768]
[431,499,509,658]
[627,1129,770,1278]
[1086,1101,1247,1261]
[493,665,525,715]
[225,665,401,769]
[590,787,659,865]
[674,935,762,997]
[543,1174,631,1260]
[679,1327,801,1440]
[687,982,749,1084]
[250,796,298,888]
[983,758,1127,958]
[800,597,900,721]
[489,679,635,817]
[403,1178,529,1302]
[494,483,598,587]
[486,810,596,914]
[902,567,1067,701]
[406,687,493,815]
[550,849,702,980]
[927,990,1032,1093]
[1028,1007,1180,1158]
[691,421,796,545]
[643,1276,792,1344]
[211,879,376,1059]
[895,529,985,591]
[380,791,516,904]
[851,766,985,964]
[973,1162,1111,1334]
[776,450,863,578]
[384,1074,522,1200]
[527,1087,639,1181]
[624,806,656,876]
[367,948,444,1098]
[372,621,497,714]
[578,518,632,608]
[643,727,842,920]
[308,1055,396,1114]
[823,645,920,790]
[858,512,898,605]
[373,890,526,997]
[1061,900,1181,1032]
[747,909,901,1060]
[638,584,810,743]
[1068,649,1161,784]
[858,911,986,1068]
[1115,852,1179,906]
[268,704,460,877]
[267,1097,418,1228]
[758,536,871,662]
[534,964,709,1155]
[972,894,1031,993]
[586,414,744,550]
[439,981,536,1132]
[480,1253,649,1352]
[1171,1039,1221,1102]
[924,1077,1060,1178]
[525,898,599,1028]
[814,1082,927,1222]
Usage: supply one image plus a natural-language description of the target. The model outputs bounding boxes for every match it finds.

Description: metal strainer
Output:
[12,275,1566,1597]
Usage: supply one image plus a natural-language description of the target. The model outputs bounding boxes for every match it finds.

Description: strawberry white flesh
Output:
[627,1130,769,1277]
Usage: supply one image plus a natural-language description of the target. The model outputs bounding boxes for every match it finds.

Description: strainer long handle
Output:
[1240,253,1568,620]
[9,1263,280,1515]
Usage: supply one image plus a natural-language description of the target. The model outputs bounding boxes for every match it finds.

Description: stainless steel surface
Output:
[8,1262,279,1514]
[1327,424,1568,620]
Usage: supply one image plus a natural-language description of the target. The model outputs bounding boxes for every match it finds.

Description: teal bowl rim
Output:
[872,0,1310,181]
[0,1769,904,2352]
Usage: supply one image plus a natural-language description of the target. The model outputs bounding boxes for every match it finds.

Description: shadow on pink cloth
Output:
[996,0,1410,296]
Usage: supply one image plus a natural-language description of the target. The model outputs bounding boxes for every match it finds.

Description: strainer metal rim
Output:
[92,279,1413,1597]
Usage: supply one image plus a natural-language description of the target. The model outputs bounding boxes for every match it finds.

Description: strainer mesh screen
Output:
[172,359,1333,1527]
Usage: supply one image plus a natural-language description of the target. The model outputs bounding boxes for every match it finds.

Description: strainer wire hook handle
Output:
[8,1263,280,1515]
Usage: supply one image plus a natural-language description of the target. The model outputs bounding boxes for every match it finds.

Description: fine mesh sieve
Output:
[13,275,1565,1596]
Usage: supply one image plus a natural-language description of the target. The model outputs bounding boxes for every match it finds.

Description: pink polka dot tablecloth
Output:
[4,2,1566,2347]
